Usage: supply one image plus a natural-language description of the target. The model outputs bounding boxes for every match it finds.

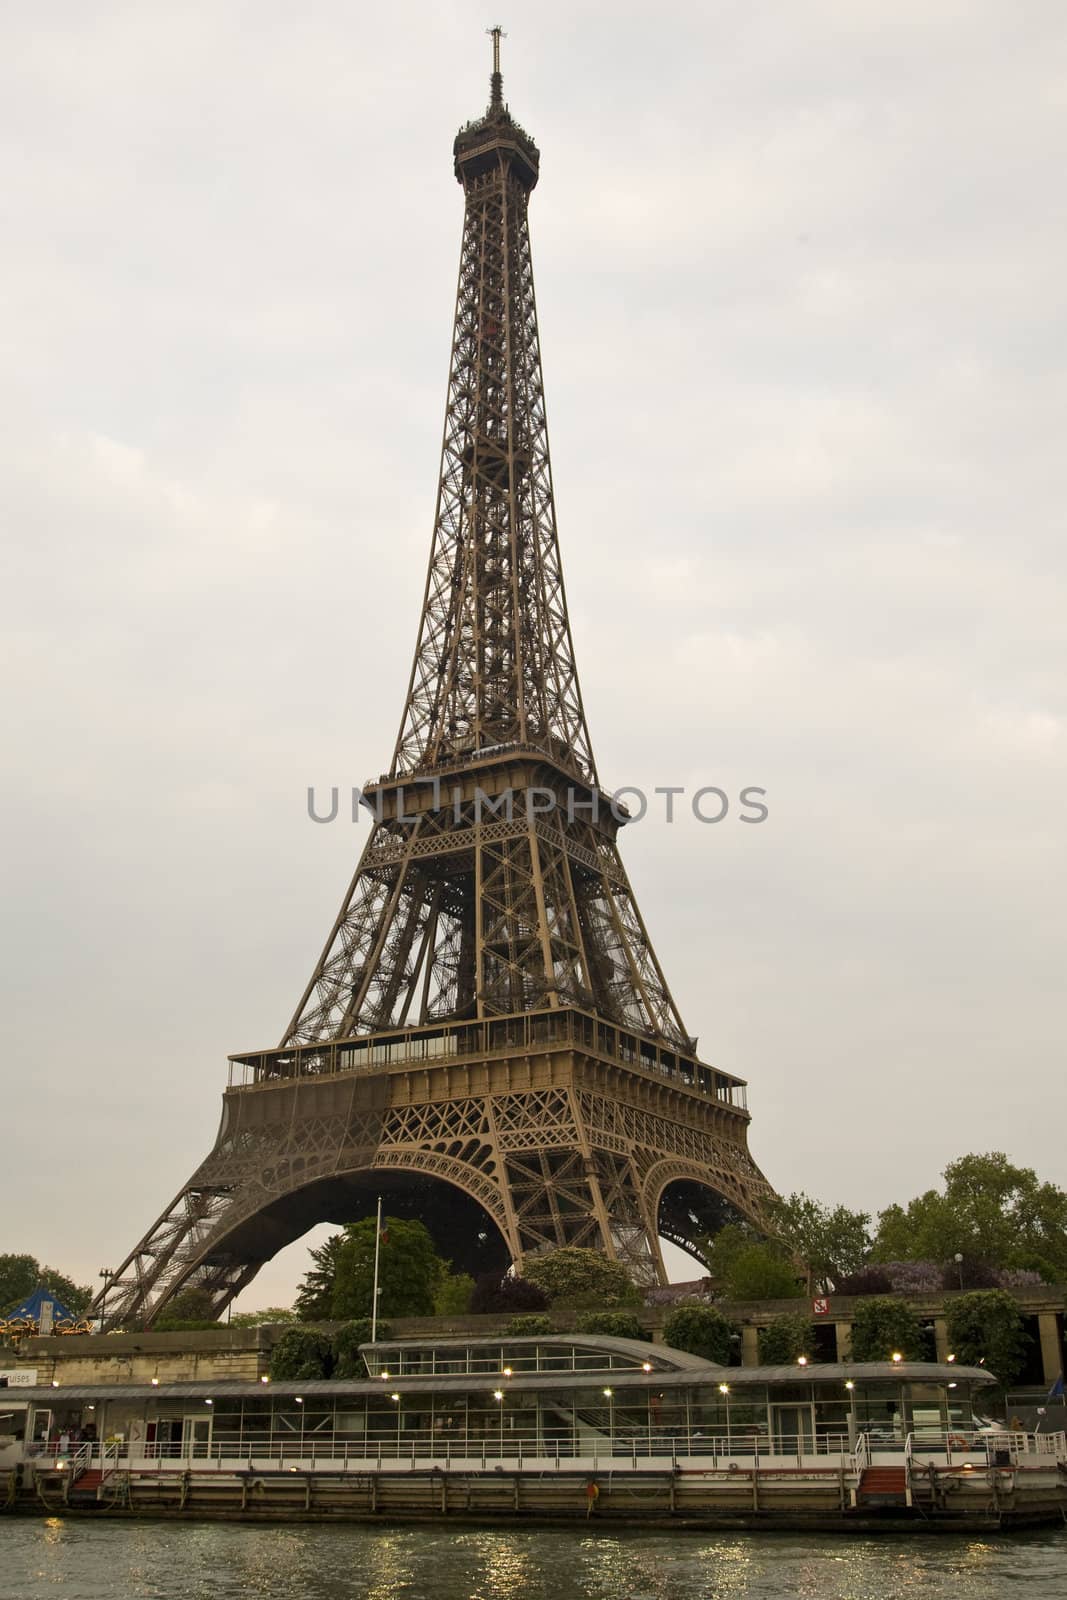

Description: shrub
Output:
[433,1271,475,1315]
[941,1256,1000,1292]
[996,1268,1044,1289]
[848,1297,925,1362]
[722,1245,803,1301]
[833,1265,893,1296]
[269,1326,334,1381]
[575,1311,648,1341]
[522,1249,640,1310]
[945,1290,1029,1388]
[331,1319,393,1378]
[758,1313,814,1365]
[506,1314,554,1336]
[881,1261,944,1295]
[663,1305,735,1364]
[153,1319,222,1332]
[469,1273,549,1314]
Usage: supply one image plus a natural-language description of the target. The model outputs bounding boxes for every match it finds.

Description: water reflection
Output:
[1,1523,1065,1600]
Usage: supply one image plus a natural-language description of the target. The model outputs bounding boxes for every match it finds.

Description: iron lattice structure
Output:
[97,51,773,1329]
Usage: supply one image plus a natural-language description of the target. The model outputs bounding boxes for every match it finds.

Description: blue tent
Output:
[4,1285,80,1325]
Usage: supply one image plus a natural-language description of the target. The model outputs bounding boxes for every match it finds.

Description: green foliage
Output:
[331,1217,441,1320]
[226,1307,298,1328]
[707,1226,803,1301]
[848,1297,925,1362]
[158,1287,218,1324]
[269,1326,334,1381]
[0,1255,40,1312]
[506,1313,553,1335]
[433,1269,475,1315]
[522,1249,640,1310]
[331,1319,392,1378]
[295,1233,347,1321]
[662,1305,735,1364]
[945,1290,1029,1388]
[470,1273,548,1314]
[575,1311,648,1341]
[0,1254,92,1315]
[765,1193,872,1290]
[152,1319,220,1332]
[872,1153,1067,1281]
[758,1313,815,1365]
[294,1219,447,1323]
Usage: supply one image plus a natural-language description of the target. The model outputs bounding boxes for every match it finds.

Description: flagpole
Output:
[371,1195,382,1343]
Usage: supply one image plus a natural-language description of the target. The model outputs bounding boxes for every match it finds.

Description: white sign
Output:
[0,1369,38,1387]
[38,1301,55,1337]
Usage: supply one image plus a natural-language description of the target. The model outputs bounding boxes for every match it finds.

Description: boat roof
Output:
[11,1360,993,1404]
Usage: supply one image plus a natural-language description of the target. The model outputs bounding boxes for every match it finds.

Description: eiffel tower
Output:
[97,36,774,1329]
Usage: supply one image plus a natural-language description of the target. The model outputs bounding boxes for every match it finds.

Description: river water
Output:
[2,1520,1065,1600]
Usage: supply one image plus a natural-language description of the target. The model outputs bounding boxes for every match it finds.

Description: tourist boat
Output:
[3,1334,1064,1527]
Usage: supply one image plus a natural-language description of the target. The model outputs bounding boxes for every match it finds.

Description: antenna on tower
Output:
[487,24,506,110]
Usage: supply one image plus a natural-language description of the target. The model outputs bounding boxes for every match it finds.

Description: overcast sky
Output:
[2,3,1065,1311]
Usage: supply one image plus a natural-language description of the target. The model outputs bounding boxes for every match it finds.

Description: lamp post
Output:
[602,1388,614,1452]
[954,1253,964,1290]
[98,1269,113,1327]
[719,1383,731,1451]
[845,1380,857,1447]
[493,1389,504,1455]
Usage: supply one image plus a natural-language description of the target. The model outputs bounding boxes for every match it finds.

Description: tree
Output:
[945,1291,1029,1389]
[295,1233,347,1321]
[293,1219,447,1322]
[154,1286,218,1328]
[848,1297,925,1362]
[522,1249,640,1310]
[469,1273,548,1314]
[433,1269,475,1315]
[227,1307,298,1328]
[872,1153,1067,1281]
[703,1224,802,1301]
[723,1247,803,1302]
[663,1305,735,1364]
[575,1311,648,1341]
[0,1254,92,1315]
[507,1313,553,1335]
[765,1193,872,1291]
[0,1255,39,1312]
[758,1313,814,1365]
[269,1327,334,1381]
[331,1218,442,1320]
[332,1319,392,1378]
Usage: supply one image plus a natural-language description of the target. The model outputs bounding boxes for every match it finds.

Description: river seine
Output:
[2,1520,1065,1600]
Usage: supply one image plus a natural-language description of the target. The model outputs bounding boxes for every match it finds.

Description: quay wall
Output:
[5,1285,1064,1390]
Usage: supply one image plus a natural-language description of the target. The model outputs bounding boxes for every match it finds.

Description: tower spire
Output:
[487,24,505,110]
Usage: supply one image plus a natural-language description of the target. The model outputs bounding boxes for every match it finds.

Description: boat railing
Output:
[101,1427,857,1472]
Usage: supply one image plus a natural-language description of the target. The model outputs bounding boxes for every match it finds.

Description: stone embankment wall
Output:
[4,1286,1063,1389]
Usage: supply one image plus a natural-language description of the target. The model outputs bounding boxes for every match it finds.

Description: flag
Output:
[379,1225,389,1246]
[1047,1373,1065,1401]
